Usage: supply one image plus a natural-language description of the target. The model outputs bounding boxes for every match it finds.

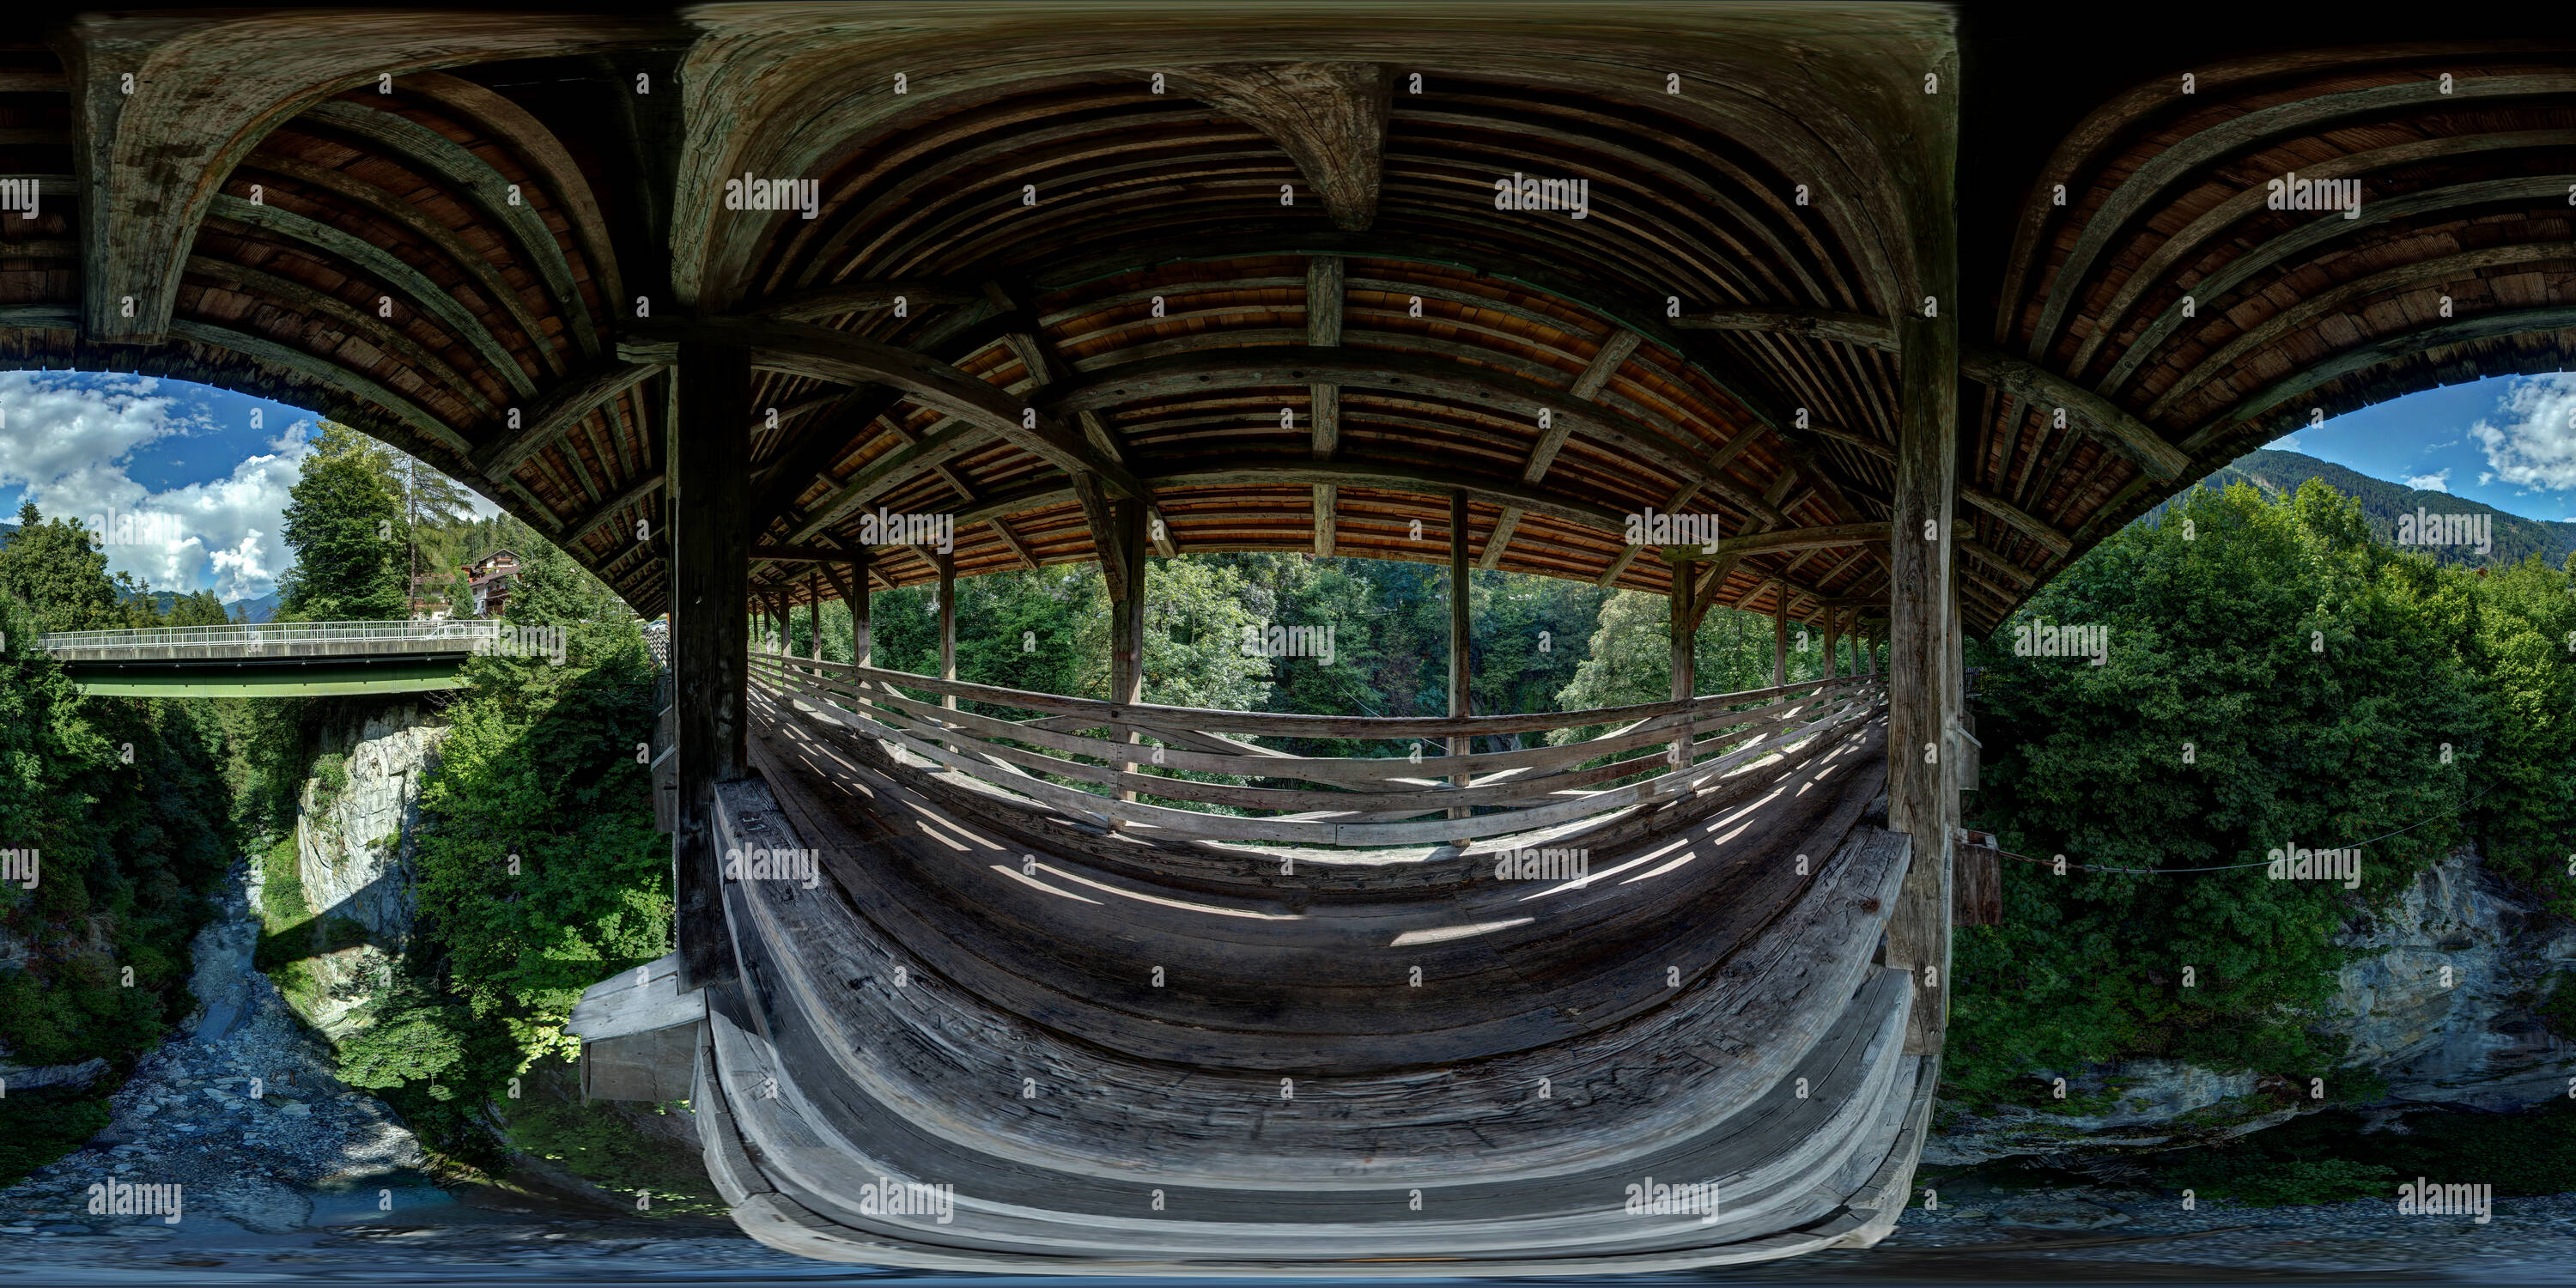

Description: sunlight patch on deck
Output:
[987,863,1104,904]
[1389,918,1534,947]
[1033,862,1305,921]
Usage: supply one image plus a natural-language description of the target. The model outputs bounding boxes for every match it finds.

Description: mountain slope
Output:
[2160,450,2576,568]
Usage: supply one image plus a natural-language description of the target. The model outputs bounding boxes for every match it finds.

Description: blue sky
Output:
[2261,371,2576,521]
[0,371,494,603]
[2,367,2571,602]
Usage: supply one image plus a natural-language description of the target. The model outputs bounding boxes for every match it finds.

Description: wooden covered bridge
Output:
[5,2,2570,1272]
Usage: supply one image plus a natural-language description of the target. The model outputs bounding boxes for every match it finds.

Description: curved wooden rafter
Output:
[2023,70,2576,363]
[1969,45,2576,603]
[299,98,603,361]
[52,8,666,344]
[232,150,570,380]
[206,194,539,399]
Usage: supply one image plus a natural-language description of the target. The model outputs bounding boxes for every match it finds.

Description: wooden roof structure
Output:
[1,7,2567,633]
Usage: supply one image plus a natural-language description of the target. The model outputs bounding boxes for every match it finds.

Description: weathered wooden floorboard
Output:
[746,691,1887,1070]
[720,728,1911,1182]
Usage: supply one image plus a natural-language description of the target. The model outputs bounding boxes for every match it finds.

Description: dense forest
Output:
[1954,479,2576,1109]
[2165,448,2576,568]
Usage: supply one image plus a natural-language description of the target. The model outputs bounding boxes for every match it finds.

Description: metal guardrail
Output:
[39,619,502,651]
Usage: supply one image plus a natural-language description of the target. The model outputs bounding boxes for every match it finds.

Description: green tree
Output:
[1947,480,2497,1106]
[165,589,231,627]
[0,502,123,631]
[276,423,405,622]
[0,534,229,1073]
[505,521,625,627]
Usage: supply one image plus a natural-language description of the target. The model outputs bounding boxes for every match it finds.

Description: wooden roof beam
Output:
[1679,307,1899,350]
[1166,63,1389,232]
[1680,306,2189,482]
[629,316,1151,500]
[471,358,663,482]
[1959,485,2075,559]
[1668,521,1892,561]
[1491,327,1642,570]
[1037,345,1786,528]
[744,280,978,322]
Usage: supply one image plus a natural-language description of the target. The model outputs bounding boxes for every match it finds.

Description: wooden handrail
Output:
[754,651,1873,738]
[762,659,1831,782]
[750,651,1885,848]
[757,661,1862,815]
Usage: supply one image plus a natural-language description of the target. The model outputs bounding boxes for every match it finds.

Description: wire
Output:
[1981,781,2497,875]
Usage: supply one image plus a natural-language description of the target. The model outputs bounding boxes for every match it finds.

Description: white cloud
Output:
[0,372,319,602]
[0,372,195,497]
[2478,471,2495,487]
[2268,434,2302,453]
[142,426,314,602]
[2470,373,2576,494]
[2401,469,2451,493]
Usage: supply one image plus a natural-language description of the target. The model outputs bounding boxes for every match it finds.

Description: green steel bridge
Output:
[39,620,508,697]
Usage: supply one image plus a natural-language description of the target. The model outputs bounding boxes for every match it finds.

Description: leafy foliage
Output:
[276,423,406,622]
[381,562,665,1154]
[1948,480,2575,1107]
[336,976,471,1091]
[2186,449,2576,569]
[0,575,230,1069]
[0,1090,112,1188]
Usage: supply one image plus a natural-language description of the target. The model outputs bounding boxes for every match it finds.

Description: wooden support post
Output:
[1108,499,1148,817]
[937,548,957,750]
[1823,602,1839,679]
[807,574,822,665]
[1771,582,1787,688]
[849,550,872,669]
[1449,491,1471,830]
[671,340,749,990]
[1667,550,1697,770]
[1886,108,1962,1056]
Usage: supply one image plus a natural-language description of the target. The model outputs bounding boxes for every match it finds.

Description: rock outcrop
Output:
[295,705,447,945]
[1931,843,2576,1165]
[2329,844,2576,1109]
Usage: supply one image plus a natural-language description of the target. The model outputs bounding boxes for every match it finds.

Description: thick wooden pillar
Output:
[1667,550,1697,770]
[1823,604,1839,680]
[1886,113,1962,1056]
[671,340,749,990]
[1771,584,1787,687]
[808,574,823,665]
[1448,492,1472,824]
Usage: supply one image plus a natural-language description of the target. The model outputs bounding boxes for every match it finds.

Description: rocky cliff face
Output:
[287,705,447,1039]
[296,706,447,945]
[1930,843,2576,1166]
[2329,844,2576,1110]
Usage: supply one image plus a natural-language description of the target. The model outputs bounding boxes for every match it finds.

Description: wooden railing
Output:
[747,647,1884,849]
